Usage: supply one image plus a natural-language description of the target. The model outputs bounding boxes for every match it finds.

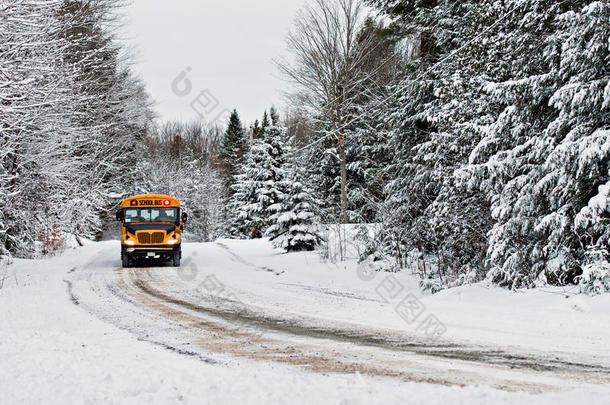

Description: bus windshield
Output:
[124,208,178,223]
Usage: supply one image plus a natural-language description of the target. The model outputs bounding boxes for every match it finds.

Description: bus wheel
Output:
[122,253,131,268]
[172,252,180,267]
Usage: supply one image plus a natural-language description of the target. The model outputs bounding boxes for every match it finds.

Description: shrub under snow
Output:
[579,249,610,295]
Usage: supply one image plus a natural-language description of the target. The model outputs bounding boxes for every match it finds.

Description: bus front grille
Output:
[151,232,165,244]
[137,233,151,244]
[137,232,165,244]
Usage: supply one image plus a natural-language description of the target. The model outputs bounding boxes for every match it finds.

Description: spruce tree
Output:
[567,2,610,292]
[453,1,610,289]
[363,0,486,273]
[228,122,290,238]
[261,111,270,134]
[266,167,322,252]
[227,140,271,238]
[370,0,610,289]
[219,109,246,195]
[252,119,261,140]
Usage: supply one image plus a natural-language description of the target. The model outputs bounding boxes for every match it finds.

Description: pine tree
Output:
[219,109,246,196]
[303,129,341,223]
[228,141,270,238]
[451,1,610,289]
[544,2,610,291]
[261,111,270,134]
[364,0,486,272]
[266,167,322,252]
[379,0,610,289]
[228,122,290,238]
[252,119,261,139]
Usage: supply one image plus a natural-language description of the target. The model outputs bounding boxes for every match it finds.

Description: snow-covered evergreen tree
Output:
[219,109,246,195]
[546,2,610,291]
[228,140,273,238]
[228,121,290,238]
[266,167,322,252]
[260,111,270,134]
[364,0,488,274]
[252,119,262,140]
[458,1,610,288]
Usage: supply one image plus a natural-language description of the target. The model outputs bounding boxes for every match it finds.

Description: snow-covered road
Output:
[2,239,610,404]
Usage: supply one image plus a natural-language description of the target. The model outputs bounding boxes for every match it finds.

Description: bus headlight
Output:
[167,239,178,245]
[125,240,135,246]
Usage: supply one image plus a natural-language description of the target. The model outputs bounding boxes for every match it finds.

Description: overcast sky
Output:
[121,0,305,127]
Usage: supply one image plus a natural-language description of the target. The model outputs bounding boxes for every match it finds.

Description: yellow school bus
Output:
[116,194,188,267]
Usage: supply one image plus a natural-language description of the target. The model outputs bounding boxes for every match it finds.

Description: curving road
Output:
[66,241,610,394]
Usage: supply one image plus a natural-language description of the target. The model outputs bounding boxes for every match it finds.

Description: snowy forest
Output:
[1,0,609,294]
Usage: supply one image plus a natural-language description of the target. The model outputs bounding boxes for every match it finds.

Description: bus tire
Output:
[122,252,131,268]
[172,252,180,267]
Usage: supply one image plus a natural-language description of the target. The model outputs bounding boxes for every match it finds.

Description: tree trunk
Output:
[338,134,348,224]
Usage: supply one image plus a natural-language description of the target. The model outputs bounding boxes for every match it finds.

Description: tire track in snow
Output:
[215,242,285,275]
[112,265,610,393]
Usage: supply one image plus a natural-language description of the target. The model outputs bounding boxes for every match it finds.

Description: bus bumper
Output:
[121,244,181,261]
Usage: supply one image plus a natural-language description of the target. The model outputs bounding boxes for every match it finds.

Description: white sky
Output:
[121,0,305,127]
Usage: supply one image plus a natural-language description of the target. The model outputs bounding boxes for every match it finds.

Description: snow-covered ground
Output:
[212,238,610,359]
[1,239,609,404]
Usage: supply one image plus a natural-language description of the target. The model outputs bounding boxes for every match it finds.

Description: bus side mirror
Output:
[181,212,188,223]
[116,209,123,221]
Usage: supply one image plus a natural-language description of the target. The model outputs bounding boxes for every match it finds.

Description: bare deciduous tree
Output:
[275,0,379,223]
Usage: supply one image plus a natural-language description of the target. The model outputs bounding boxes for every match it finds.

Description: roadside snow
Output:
[210,238,610,362]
